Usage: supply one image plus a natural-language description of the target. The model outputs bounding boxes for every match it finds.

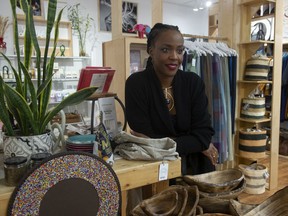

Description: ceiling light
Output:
[206,1,212,7]
[193,8,199,11]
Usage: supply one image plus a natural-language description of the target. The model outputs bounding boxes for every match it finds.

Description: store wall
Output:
[0,0,208,66]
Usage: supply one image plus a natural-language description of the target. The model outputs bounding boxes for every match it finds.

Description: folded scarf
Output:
[113,131,179,161]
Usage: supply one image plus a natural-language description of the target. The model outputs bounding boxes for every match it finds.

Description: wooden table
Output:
[0,158,181,216]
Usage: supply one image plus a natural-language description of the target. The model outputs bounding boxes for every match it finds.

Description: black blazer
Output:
[125,68,215,174]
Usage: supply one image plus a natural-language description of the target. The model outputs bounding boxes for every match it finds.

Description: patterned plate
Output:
[7,152,121,216]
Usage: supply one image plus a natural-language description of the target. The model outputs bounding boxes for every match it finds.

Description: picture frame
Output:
[250,17,274,41]
[43,0,68,21]
[98,0,138,33]
[16,0,44,18]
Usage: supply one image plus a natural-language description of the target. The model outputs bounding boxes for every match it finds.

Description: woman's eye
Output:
[161,48,169,53]
[177,48,184,54]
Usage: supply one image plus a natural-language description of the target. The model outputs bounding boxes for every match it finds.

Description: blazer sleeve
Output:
[125,73,157,137]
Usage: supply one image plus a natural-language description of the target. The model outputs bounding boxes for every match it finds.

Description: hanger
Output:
[184,41,207,56]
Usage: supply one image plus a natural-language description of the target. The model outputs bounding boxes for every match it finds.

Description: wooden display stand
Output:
[86,92,127,133]
[234,0,283,190]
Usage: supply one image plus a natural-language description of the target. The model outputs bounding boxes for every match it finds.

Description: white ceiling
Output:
[163,0,218,7]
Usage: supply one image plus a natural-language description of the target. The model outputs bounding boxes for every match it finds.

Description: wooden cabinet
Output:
[235,0,283,189]
[103,37,149,124]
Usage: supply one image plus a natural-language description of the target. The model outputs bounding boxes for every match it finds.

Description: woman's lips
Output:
[166,64,178,70]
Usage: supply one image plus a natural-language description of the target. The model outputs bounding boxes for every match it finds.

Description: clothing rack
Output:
[182,34,228,42]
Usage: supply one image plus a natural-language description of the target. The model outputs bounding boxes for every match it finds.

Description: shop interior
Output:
[1,0,288,215]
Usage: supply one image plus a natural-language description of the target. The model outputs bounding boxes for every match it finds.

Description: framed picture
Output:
[16,0,44,17]
[99,0,112,32]
[98,0,137,33]
[250,17,274,41]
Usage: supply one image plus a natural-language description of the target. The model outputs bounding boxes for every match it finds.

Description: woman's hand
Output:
[202,143,218,165]
[130,130,149,138]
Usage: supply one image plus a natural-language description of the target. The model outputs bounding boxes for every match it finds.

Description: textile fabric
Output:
[113,131,179,161]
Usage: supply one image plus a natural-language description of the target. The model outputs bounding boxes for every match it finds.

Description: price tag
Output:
[159,162,169,181]
[192,58,196,67]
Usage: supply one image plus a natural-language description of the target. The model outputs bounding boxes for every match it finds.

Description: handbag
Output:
[244,55,272,80]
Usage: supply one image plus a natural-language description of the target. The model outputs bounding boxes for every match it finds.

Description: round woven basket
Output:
[238,128,267,159]
[239,163,268,195]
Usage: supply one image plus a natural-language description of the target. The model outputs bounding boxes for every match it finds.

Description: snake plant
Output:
[0,0,97,136]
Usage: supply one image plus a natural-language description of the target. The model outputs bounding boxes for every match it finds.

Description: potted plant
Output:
[0,0,97,158]
[67,3,94,57]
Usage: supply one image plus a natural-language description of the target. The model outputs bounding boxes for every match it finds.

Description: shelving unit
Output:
[0,55,92,119]
[235,0,283,190]
[103,37,149,124]
[16,15,73,56]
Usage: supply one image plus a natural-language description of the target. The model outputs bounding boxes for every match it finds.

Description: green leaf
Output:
[0,78,15,135]
[4,85,39,135]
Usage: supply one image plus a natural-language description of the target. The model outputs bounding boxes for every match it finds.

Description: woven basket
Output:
[240,97,266,120]
[239,163,269,195]
[238,128,267,159]
[244,56,271,81]
[183,169,244,193]
[198,178,246,200]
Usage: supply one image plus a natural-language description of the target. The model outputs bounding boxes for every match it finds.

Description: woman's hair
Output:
[146,23,182,69]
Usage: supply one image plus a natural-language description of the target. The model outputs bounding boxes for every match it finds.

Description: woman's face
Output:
[149,29,184,79]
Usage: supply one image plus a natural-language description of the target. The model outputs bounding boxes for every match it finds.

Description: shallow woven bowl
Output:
[199,179,246,200]
[183,169,244,193]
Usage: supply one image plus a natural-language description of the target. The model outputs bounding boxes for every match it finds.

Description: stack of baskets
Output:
[182,168,245,200]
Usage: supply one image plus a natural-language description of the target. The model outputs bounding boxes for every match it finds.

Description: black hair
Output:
[146,23,182,69]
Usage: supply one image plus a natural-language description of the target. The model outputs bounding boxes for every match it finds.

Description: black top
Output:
[125,68,215,174]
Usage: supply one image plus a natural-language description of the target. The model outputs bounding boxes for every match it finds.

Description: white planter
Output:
[3,132,57,159]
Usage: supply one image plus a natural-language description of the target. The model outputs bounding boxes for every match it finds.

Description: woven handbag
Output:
[244,55,272,80]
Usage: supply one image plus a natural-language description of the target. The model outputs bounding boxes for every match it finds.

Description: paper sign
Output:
[159,162,169,181]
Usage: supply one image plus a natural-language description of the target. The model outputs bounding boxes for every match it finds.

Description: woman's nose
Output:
[169,50,178,59]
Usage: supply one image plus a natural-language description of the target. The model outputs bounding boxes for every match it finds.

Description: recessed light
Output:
[206,1,212,7]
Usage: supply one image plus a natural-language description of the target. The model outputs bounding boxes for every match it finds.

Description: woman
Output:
[125,23,218,175]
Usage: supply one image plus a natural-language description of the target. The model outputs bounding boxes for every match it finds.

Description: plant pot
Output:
[3,131,59,159]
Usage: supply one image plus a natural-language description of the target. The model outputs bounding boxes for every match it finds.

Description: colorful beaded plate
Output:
[7,152,121,216]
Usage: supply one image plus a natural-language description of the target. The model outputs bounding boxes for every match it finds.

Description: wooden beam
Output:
[111,0,123,40]
[152,0,163,25]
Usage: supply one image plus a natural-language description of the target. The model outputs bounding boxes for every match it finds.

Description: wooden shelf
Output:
[16,14,73,56]
[16,14,71,25]
[238,117,271,124]
[238,80,273,84]
[239,0,275,6]
[238,40,274,45]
